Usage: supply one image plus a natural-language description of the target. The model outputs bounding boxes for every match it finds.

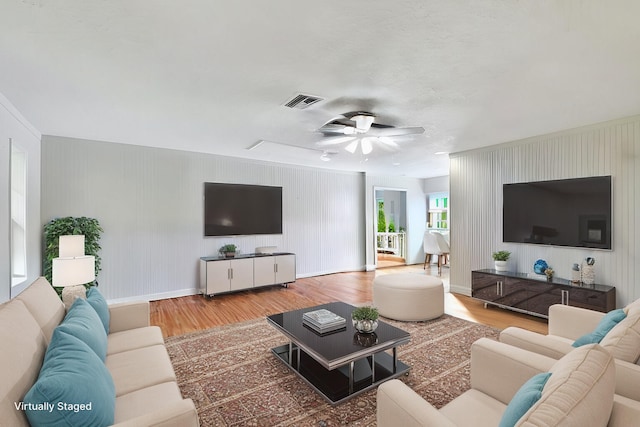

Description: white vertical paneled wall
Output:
[41,136,366,301]
[450,115,640,306]
[365,175,427,269]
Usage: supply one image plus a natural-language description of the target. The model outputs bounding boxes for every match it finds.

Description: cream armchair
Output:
[500,301,640,402]
[377,338,640,427]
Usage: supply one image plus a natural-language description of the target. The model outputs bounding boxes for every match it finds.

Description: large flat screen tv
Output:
[204,182,282,236]
[503,176,612,249]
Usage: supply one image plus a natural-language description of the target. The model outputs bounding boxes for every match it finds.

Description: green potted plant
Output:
[219,244,238,258]
[43,216,103,296]
[351,306,379,333]
[492,250,511,272]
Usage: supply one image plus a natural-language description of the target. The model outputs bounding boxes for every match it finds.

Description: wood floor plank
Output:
[150,264,548,337]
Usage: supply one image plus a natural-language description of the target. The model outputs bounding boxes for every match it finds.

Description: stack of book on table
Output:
[303,308,346,334]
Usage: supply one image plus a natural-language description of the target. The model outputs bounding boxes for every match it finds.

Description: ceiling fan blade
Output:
[318,124,348,134]
[377,137,400,150]
[316,136,356,146]
[318,117,359,134]
[367,126,425,137]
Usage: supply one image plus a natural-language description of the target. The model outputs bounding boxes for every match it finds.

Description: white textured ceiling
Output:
[2,1,640,178]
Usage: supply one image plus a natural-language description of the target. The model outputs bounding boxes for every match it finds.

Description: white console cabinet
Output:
[254,254,296,287]
[200,253,296,296]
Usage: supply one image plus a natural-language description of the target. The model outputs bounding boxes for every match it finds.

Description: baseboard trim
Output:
[107,288,200,304]
[296,266,368,278]
[450,284,471,296]
[110,268,372,303]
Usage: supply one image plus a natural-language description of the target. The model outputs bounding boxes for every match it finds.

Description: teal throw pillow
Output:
[573,308,627,347]
[23,329,115,427]
[499,372,551,427]
[86,286,110,334]
[56,298,107,361]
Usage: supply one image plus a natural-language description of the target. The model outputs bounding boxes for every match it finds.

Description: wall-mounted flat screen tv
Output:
[204,182,282,236]
[503,176,612,249]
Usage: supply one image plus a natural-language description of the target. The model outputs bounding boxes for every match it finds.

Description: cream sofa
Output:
[377,338,640,426]
[500,302,640,402]
[0,277,199,426]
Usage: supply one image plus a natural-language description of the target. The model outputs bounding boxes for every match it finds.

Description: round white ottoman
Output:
[373,273,444,321]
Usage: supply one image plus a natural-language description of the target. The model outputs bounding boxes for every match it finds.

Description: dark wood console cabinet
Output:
[471,269,615,319]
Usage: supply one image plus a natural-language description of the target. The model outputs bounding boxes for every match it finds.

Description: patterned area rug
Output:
[165,314,500,426]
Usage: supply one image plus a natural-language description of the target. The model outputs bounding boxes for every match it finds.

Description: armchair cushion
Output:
[518,343,615,426]
[623,298,640,315]
[572,308,626,347]
[599,311,640,363]
[498,372,550,427]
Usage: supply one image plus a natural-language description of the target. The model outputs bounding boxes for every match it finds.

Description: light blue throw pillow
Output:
[572,308,627,347]
[56,298,107,361]
[86,286,110,334]
[499,372,551,427]
[23,329,115,427]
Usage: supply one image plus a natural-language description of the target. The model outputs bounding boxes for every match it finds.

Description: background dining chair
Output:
[423,231,450,275]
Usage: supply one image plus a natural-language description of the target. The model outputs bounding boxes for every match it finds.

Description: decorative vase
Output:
[353,332,378,347]
[533,259,548,275]
[571,264,581,284]
[494,260,508,272]
[223,252,236,258]
[352,319,378,334]
[582,263,595,285]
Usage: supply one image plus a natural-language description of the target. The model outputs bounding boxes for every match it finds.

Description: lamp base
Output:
[62,285,87,310]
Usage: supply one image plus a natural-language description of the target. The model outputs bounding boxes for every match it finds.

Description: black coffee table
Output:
[267,301,410,405]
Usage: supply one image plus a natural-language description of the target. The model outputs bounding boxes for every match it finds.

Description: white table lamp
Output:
[58,234,86,257]
[52,235,96,309]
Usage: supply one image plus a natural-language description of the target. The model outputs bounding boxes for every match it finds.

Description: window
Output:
[11,140,27,287]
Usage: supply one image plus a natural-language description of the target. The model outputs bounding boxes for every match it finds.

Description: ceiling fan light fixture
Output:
[345,140,359,154]
[361,137,374,155]
[353,114,374,132]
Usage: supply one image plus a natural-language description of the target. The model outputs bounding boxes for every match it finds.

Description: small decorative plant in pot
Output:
[544,267,554,281]
[492,250,511,272]
[219,244,238,258]
[351,306,379,334]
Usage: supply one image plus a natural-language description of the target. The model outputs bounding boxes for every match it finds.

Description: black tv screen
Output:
[204,183,282,236]
[503,176,612,249]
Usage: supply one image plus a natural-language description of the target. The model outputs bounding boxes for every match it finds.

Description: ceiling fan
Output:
[316,111,425,155]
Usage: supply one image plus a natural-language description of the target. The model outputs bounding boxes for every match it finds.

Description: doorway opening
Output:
[375,188,407,268]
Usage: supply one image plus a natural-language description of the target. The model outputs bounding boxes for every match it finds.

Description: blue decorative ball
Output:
[533,259,548,275]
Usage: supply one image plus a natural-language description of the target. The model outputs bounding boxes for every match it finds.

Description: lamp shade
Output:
[59,235,85,257]
[52,256,95,287]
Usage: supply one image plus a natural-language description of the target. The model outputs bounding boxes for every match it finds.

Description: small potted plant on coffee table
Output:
[219,244,238,258]
[492,250,511,272]
[351,306,379,333]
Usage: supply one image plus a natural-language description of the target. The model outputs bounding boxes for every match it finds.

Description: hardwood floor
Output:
[150,264,548,338]
[376,253,406,268]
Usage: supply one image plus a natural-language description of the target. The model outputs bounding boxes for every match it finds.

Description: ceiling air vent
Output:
[283,94,323,109]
